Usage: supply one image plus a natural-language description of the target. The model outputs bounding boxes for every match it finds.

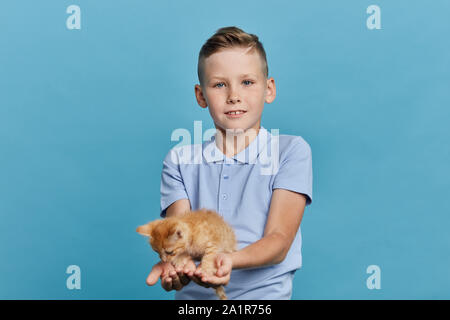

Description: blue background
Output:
[1,0,449,299]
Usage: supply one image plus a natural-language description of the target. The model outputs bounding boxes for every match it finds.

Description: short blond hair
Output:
[197,26,268,86]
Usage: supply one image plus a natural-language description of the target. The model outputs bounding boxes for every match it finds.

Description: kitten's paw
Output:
[171,256,188,271]
[183,259,197,275]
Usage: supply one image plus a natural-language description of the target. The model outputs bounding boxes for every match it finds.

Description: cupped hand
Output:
[191,253,233,288]
[146,260,195,291]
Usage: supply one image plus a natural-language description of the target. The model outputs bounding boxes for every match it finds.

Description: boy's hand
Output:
[146,260,195,291]
[191,253,232,287]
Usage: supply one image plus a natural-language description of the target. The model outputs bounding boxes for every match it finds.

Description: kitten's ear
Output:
[168,227,184,241]
[136,220,160,237]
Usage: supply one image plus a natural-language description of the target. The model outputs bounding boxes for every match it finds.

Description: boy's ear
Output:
[136,220,160,237]
[264,77,276,104]
[194,84,208,108]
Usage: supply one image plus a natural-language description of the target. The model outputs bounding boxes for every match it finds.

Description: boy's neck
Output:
[215,126,261,158]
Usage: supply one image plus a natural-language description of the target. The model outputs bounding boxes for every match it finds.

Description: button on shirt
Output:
[159,126,313,299]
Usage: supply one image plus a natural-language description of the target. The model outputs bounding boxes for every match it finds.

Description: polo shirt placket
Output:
[217,161,233,217]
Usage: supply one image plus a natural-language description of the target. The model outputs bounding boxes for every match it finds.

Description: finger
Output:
[183,265,195,275]
[186,269,195,277]
[190,274,210,288]
[184,266,196,278]
[179,274,190,286]
[161,277,173,291]
[194,266,203,277]
[184,260,197,273]
[217,261,230,277]
[146,263,164,286]
[215,257,222,276]
[217,257,231,277]
[203,274,229,286]
[175,263,184,273]
[169,269,177,277]
[215,256,223,268]
[163,263,175,276]
[200,275,214,286]
[171,273,183,291]
[177,269,190,286]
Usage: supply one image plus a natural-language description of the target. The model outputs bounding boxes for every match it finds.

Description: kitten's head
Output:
[136,218,189,263]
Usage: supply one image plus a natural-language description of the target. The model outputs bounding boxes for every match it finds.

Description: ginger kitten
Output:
[137,209,237,300]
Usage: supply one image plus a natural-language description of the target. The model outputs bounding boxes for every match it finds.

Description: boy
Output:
[145,26,313,299]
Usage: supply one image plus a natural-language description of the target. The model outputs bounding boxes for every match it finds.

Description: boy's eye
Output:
[213,80,253,88]
[165,250,174,255]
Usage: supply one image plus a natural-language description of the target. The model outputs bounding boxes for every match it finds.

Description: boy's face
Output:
[195,47,276,136]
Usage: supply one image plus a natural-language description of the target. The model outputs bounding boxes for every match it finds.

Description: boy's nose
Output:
[227,96,240,103]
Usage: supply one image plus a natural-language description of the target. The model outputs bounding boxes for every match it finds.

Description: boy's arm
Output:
[228,139,311,269]
[165,198,191,217]
[199,188,306,284]
[231,188,306,269]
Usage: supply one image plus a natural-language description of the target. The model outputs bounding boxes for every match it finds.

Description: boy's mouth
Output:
[225,110,247,118]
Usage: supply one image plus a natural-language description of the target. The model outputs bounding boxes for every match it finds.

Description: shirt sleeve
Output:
[160,148,189,217]
[272,138,313,206]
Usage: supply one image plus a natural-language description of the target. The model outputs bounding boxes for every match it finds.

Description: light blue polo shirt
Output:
[159,126,313,299]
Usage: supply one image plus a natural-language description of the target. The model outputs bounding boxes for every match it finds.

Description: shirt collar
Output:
[202,126,271,164]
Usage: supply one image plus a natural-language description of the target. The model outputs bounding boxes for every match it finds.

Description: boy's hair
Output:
[197,26,268,86]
